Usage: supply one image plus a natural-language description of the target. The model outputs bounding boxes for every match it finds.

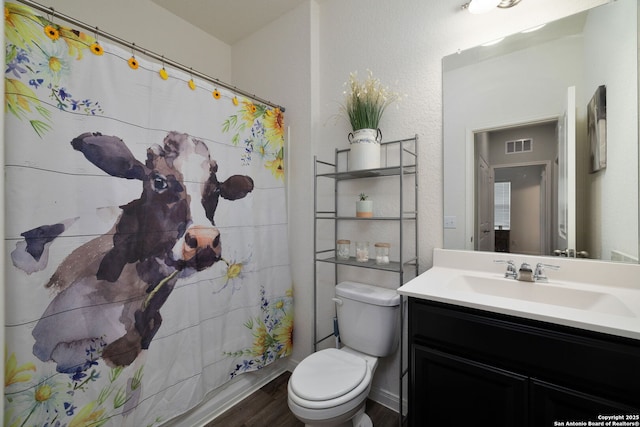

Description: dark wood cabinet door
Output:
[411,345,528,427]
[531,379,639,426]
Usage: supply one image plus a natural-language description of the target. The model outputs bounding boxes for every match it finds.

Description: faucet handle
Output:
[534,262,560,282]
[494,259,517,279]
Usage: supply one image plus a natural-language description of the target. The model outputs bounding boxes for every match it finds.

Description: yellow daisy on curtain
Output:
[222,97,286,180]
[223,285,294,378]
[265,154,285,181]
[4,2,101,137]
[264,107,285,149]
[274,312,294,357]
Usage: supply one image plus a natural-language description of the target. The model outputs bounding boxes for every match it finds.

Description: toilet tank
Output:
[335,281,401,357]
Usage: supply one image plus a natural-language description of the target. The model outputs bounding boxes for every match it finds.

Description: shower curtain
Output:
[4,3,293,426]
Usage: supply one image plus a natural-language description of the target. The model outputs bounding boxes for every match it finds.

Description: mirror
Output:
[443,0,639,263]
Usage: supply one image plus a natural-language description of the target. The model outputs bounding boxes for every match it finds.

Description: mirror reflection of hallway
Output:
[474,121,557,256]
[494,165,549,255]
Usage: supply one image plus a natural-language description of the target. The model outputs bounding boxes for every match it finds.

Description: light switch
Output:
[444,216,457,229]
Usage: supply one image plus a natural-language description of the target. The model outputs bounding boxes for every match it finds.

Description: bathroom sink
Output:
[398,249,640,340]
[449,274,636,317]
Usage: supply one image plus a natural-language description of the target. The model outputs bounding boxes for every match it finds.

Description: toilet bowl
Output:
[287,281,400,427]
[287,347,378,427]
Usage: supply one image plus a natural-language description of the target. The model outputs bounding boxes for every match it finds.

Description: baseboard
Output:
[173,356,404,426]
[196,364,288,426]
[163,360,289,427]
[368,386,406,415]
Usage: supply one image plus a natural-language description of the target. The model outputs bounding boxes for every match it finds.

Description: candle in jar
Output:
[355,242,369,262]
[374,242,390,265]
[336,239,350,260]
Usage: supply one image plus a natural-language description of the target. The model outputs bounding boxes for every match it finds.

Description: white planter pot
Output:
[356,200,373,218]
[348,128,382,171]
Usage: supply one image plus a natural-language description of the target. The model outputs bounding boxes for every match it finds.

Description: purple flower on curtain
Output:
[4,3,102,137]
[29,78,44,88]
[5,47,29,77]
[222,99,286,180]
[64,401,77,416]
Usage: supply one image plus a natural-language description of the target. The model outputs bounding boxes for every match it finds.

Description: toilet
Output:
[288,281,401,427]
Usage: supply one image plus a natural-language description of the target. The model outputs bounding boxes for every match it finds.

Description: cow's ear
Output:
[71,132,149,180]
[219,175,254,200]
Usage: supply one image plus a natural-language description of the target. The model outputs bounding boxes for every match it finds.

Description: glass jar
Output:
[336,239,350,260]
[374,242,390,265]
[355,241,369,262]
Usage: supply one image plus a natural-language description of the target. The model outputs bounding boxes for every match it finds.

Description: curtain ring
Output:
[188,67,196,90]
[128,43,139,69]
[159,55,169,80]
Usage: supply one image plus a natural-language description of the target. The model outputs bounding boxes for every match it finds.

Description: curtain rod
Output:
[14,0,286,112]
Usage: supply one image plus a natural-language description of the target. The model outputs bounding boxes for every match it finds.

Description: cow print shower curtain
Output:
[4,3,293,425]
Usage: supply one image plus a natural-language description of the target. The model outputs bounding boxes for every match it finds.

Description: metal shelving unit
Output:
[312,135,419,426]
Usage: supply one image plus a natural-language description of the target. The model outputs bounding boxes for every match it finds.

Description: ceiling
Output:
[152,0,306,45]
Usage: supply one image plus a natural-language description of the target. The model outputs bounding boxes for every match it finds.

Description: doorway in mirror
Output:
[474,122,556,256]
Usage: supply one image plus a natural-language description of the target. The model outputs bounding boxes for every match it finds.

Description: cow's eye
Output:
[153,174,168,192]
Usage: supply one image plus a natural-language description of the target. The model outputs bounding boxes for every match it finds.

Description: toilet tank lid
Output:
[335,281,400,307]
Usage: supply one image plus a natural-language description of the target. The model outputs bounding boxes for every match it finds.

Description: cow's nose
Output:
[181,225,222,270]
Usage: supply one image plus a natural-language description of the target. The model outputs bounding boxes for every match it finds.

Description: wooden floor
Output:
[205,371,399,427]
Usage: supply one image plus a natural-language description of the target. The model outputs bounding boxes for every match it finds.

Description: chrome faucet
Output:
[533,262,560,282]
[496,260,560,282]
[494,260,517,279]
[517,262,534,282]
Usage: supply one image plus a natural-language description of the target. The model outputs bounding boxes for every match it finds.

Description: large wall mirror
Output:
[443,0,639,263]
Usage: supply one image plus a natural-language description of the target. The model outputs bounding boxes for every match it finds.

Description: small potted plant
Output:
[356,193,373,218]
[341,70,402,171]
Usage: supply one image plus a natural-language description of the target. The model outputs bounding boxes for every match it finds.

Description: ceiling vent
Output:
[505,138,532,154]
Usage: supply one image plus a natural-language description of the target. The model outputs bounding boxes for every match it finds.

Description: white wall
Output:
[236,0,609,413]
[48,0,231,80]
[319,0,605,408]
[1,0,618,422]
[582,0,639,261]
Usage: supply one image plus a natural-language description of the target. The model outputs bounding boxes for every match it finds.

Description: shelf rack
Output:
[312,135,419,426]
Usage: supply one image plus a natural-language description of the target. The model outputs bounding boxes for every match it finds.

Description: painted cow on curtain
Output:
[30,131,253,374]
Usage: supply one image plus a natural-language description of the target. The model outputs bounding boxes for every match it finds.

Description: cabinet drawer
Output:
[530,379,640,425]
[409,298,640,407]
[411,345,528,427]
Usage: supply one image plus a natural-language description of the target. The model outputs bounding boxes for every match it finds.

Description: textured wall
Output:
[234,0,612,411]
[3,0,614,419]
[583,0,639,261]
[307,0,608,407]
[46,0,232,81]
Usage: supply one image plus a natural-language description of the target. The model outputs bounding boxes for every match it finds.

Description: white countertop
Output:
[398,249,640,340]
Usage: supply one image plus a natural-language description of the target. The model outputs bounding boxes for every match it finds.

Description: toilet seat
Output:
[290,348,367,401]
[288,348,373,410]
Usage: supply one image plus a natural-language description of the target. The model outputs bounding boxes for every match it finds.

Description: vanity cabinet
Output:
[408,298,640,426]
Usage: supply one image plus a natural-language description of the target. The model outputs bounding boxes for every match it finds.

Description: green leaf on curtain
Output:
[5,2,101,137]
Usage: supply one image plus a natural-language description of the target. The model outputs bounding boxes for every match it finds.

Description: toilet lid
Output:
[290,348,367,401]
